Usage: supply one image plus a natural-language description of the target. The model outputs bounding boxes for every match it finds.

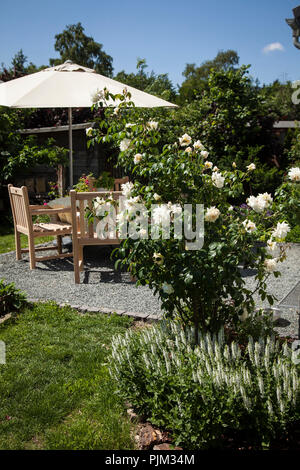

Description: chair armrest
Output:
[30,207,72,215]
[29,204,50,210]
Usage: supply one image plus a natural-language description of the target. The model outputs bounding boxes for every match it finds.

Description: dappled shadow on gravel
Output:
[0,244,162,315]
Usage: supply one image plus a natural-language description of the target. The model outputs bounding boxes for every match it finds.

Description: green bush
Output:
[0,279,27,316]
[286,225,300,243]
[110,321,300,449]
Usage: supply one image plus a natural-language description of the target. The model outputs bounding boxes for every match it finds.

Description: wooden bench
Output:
[70,190,122,283]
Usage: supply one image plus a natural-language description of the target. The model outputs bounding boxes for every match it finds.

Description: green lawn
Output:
[0,302,136,450]
[0,222,54,254]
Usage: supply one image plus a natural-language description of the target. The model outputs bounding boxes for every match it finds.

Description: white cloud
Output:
[262,42,285,54]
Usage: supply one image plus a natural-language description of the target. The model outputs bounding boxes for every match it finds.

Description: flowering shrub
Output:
[275,167,300,230]
[73,173,93,192]
[89,89,292,335]
[110,321,300,449]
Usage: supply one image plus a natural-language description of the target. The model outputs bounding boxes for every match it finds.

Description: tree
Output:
[179,49,239,103]
[0,50,45,82]
[114,58,177,102]
[50,23,113,77]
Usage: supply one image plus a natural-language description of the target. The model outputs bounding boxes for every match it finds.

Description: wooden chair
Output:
[114,176,129,191]
[70,190,122,283]
[8,184,73,269]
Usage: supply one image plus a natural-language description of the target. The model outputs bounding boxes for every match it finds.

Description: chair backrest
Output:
[70,190,122,243]
[114,176,129,191]
[8,184,31,233]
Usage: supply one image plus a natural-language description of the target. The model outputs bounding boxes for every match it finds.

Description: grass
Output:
[0,302,136,450]
[0,222,53,254]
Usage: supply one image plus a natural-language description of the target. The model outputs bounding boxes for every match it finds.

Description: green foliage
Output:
[0,279,27,316]
[114,58,177,102]
[275,180,300,228]
[50,22,113,77]
[286,225,300,243]
[0,106,68,187]
[110,321,300,449]
[179,50,239,103]
[73,173,93,192]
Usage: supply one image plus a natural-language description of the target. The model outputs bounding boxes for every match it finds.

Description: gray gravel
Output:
[0,245,162,315]
[0,243,299,337]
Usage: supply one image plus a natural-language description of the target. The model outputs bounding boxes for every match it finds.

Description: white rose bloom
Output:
[242,219,257,233]
[212,172,225,188]
[271,222,290,240]
[152,205,171,225]
[228,205,234,212]
[193,140,205,150]
[121,181,134,198]
[147,121,159,130]
[247,193,272,213]
[205,206,220,222]
[86,127,94,137]
[134,153,143,164]
[119,138,131,152]
[212,166,219,172]
[260,192,273,204]
[288,167,300,182]
[204,161,213,169]
[153,252,164,265]
[267,239,277,252]
[179,133,192,147]
[264,258,278,272]
[162,282,174,294]
[201,150,209,159]
[153,193,161,201]
[185,146,192,153]
[247,163,256,171]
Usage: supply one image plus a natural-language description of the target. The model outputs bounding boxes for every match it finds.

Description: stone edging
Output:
[27,298,160,322]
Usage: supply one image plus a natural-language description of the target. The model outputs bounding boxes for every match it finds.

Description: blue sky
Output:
[0,0,300,88]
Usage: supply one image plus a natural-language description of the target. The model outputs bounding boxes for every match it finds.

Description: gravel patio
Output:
[0,243,299,337]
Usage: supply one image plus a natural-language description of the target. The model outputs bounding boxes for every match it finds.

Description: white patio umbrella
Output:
[0,60,177,185]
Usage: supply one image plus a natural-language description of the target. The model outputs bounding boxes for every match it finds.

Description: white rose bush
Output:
[88,89,292,336]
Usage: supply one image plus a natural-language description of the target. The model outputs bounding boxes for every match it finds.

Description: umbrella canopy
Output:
[0,61,177,185]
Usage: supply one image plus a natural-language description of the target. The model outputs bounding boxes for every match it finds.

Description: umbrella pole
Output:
[68,107,73,187]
